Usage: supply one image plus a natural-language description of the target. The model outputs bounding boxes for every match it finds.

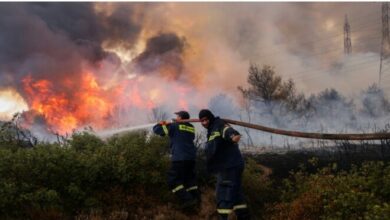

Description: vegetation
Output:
[264,160,390,220]
[0,64,389,219]
[238,65,298,104]
[0,124,389,219]
[237,63,390,124]
[0,130,171,219]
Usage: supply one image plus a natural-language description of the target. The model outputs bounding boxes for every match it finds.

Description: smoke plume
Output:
[0,2,389,145]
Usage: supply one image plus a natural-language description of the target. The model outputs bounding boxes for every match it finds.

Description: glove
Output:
[159,121,167,125]
[231,134,241,143]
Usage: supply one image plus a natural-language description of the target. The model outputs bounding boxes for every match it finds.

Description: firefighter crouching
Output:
[199,109,250,220]
[153,111,200,210]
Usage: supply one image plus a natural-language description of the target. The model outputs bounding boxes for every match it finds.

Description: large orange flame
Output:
[22,72,116,134]
[21,71,190,134]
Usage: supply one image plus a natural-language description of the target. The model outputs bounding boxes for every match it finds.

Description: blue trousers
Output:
[216,165,250,220]
[168,160,199,203]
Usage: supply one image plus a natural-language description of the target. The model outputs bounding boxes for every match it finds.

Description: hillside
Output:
[0,130,389,219]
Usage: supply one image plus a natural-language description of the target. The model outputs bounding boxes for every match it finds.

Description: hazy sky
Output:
[0,3,385,92]
[0,2,387,132]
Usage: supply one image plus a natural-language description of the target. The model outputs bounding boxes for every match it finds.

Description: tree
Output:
[0,113,37,148]
[238,64,295,104]
[238,64,310,115]
[308,88,355,117]
[360,84,390,117]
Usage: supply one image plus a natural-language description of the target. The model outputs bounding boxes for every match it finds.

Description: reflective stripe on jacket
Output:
[205,117,244,172]
[153,122,196,161]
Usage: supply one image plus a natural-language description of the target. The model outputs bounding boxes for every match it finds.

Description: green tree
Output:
[238,64,310,115]
[238,64,295,104]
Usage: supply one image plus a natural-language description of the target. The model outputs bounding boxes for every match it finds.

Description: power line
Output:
[379,2,390,86]
[266,36,381,74]
[262,34,383,80]
[285,55,380,81]
[278,14,381,46]
[268,48,380,81]
[320,7,381,27]
[244,5,386,88]
[256,21,382,62]
[292,59,380,83]
[292,65,379,91]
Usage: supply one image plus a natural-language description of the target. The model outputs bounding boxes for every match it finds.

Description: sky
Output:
[0,2,388,135]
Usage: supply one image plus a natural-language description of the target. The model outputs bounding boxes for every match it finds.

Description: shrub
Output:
[0,131,171,218]
[266,161,390,220]
[242,158,276,217]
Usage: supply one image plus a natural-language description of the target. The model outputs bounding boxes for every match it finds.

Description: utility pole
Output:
[344,14,352,55]
[380,2,390,85]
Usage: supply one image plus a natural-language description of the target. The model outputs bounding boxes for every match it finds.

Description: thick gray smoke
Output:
[0,3,154,90]
[0,2,194,96]
[1,2,390,147]
[131,32,186,79]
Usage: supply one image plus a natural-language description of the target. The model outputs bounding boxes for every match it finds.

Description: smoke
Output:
[204,86,390,149]
[131,32,186,80]
[1,2,389,145]
[0,3,147,87]
[124,2,384,99]
[1,2,383,92]
[0,2,384,90]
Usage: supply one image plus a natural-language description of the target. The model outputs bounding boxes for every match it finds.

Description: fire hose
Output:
[175,118,390,140]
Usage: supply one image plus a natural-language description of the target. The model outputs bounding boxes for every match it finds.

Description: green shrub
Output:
[243,158,276,217]
[67,132,105,152]
[266,161,390,220]
[0,131,171,218]
[1,125,389,219]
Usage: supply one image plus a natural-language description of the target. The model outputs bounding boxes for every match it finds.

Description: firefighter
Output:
[153,111,199,210]
[198,109,250,220]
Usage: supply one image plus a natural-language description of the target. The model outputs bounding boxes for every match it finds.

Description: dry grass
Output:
[75,187,220,220]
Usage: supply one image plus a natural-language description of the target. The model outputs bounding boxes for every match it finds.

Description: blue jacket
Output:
[205,117,244,173]
[153,122,196,161]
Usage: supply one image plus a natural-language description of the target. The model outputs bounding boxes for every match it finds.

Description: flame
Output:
[21,70,193,134]
[0,88,28,120]
[175,85,190,110]
[22,72,117,134]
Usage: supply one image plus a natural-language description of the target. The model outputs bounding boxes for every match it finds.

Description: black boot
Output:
[235,208,250,220]
[188,188,201,205]
[218,213,229,220]
[174,187,197,211]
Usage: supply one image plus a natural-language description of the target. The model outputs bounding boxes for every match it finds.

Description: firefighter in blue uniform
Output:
[199,109,250,220]
[153,111,199,209]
